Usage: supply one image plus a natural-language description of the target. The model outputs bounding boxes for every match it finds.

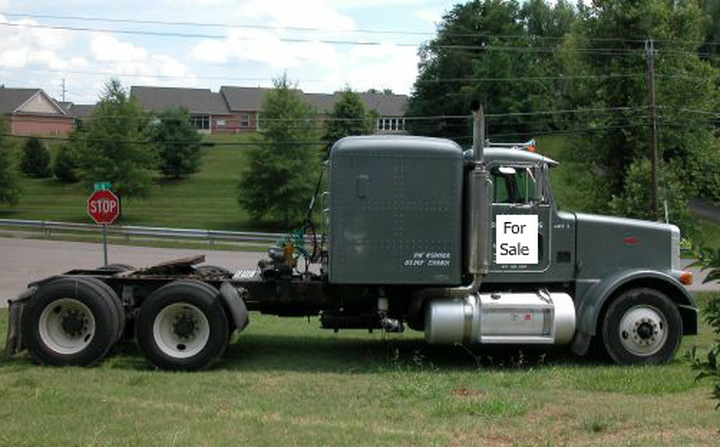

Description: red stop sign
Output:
[87,190,121,224]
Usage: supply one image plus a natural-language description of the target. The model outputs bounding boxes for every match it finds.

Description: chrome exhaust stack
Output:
[467,100,491,277]
[412,102,492,320]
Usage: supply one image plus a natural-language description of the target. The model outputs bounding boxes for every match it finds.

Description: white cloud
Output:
[189,0,356,68]
[185,0,422,93]
[239,0,354,30]
[0,14,73,73]
[336,0,435,9]
[0,0,425,101]
[90,34,148,63]
[191,28,341,69]
[415,8,445,24]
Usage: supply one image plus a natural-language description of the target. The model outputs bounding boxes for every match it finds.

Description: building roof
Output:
[0,88,39,114]
[67,104,96,118]
[358,92,408,117]
[304,92,339,112]
[131,86,231,115]
[220,86,408,116]
[0,87,70,116]
[219,86,273,112]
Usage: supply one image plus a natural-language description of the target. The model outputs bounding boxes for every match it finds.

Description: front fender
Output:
[575,269,697,337]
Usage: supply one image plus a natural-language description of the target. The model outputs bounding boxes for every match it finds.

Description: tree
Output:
[238,75,321,225]
[73,78,157,198]
[0,119,21,205]
[609,159,694,236]
[53,143,79,183]
[152,107,203,180]
[699,0,720,62]
[559,0,720,215]
[323,87,374,153]
[406,0,575,141]
[20,137,51,178]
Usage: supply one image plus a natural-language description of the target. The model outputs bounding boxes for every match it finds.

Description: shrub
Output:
[152,107,202,180]
[691,247,720,409]
[20,137,51,178]
[53,144,79,183]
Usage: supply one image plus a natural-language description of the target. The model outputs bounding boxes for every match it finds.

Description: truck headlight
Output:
[670,225,680,271]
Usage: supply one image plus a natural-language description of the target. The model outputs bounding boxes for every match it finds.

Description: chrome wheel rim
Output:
[618,305,668,356]
[152,303,209,359]
[38,298,96,355]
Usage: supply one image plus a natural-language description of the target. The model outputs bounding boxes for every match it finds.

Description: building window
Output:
[190,115,210,131]
[241,115,250,127]
[216,119,226,128]
[377,117,405,132]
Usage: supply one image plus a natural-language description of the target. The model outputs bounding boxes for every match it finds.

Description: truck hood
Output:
[573,212,679,277]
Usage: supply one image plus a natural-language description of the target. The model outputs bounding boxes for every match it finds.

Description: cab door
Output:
[489,162,552,273]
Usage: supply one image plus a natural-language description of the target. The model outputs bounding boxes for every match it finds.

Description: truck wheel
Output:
[136,280,228,371]
[601,288,682,365]
[81,277,126,344]
[21,277,119,366]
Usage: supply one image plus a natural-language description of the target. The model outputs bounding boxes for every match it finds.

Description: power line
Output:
[68,106,648,125]
[0,12,437,37]
[0,124,650,146]
[0,21,649,55]
[0,21,423,46]
[0,65,649,85]
[487,123,648,139]
[5,12,719,48]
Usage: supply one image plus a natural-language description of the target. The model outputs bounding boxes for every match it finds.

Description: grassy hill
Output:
[0,134,263,231]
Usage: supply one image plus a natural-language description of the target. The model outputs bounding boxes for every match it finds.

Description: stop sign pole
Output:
[87,188,121,266]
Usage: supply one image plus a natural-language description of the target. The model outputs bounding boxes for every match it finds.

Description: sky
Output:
[0,0,457,104]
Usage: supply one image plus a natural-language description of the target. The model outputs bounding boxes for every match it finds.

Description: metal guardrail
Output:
[0,219,306,245]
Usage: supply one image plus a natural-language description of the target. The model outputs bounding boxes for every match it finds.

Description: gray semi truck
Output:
[4,108,697,370]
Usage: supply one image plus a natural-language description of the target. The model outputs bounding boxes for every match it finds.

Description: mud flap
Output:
[570,331,591,356]
[5,287,36,356]
[219,282,249,333]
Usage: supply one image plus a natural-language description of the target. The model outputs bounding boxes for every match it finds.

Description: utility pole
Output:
[61,78,67,103]
[645,39,659,220]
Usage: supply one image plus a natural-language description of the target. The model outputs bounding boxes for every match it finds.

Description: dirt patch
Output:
[452,388,486,398]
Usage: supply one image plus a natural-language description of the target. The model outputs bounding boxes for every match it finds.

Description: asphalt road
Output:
[0,237,715,307]
[0,237,265,307]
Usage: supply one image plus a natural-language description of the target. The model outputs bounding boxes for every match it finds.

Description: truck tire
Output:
[81,277,126,344]
[21,277,120,366]
[136,280,229,371]
[601,288,682,365]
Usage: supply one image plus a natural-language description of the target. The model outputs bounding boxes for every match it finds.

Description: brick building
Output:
[0,87,74,136]
[131,85,408,135]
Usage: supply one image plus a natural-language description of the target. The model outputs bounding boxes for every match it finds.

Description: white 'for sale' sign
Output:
[495,214,539,264]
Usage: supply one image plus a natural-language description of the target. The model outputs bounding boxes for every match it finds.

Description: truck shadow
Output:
[215,333,607,373]
[0,334,610,372]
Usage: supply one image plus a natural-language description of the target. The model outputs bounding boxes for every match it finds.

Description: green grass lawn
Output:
[0,135,271,231]
[1,293,719,446]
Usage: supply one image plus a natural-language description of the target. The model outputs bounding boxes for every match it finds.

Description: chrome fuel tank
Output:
[425,291,576,345]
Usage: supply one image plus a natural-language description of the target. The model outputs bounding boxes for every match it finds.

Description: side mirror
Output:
[538,164,550,203]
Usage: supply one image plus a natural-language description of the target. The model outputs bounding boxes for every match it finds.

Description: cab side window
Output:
[491,165,542,204]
